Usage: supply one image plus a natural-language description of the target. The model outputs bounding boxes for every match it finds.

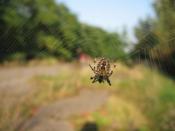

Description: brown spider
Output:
[89,58,116,86]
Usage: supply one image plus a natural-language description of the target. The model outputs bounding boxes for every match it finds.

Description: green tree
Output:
[133,0,175,76]
[0,0,126,61]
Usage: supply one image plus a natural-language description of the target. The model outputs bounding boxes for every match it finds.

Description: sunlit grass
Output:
[0,62,175,130]
[69,63,175,131]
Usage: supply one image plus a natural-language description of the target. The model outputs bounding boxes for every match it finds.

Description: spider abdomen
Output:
[89,58,115,86]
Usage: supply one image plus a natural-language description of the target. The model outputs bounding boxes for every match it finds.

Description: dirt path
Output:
[22,89,108,131]
[0,65,109,131]
[0,64,71,100]
[0,65,59,89]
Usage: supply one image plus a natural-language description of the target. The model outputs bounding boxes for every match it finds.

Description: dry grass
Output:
[0,62,175,131]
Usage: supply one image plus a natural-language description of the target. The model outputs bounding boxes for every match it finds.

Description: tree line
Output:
[133,0,175,76]
[1,0,174,76]
[0,0,126,61]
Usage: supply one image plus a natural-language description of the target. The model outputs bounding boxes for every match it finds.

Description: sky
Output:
[57,0,155,41]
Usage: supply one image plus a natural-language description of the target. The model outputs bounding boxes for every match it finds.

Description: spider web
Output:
[1,2,175,77]
[2,2,175,131]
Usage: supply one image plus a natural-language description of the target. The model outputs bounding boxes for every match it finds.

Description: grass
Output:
[0,62,175,131]
[70,63,175,131]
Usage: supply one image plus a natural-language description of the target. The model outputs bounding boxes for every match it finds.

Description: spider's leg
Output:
[106,78,111,86]
[93,66,96,71]
[90,75,97,83]
[111,64,116,73]
[89,64,93,70]
[108,70,113,77]
[90,76,94,79]
[89,64,95,73]
[92,77,97,83]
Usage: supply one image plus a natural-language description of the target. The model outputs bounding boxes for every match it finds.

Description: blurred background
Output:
[0,0,175,131]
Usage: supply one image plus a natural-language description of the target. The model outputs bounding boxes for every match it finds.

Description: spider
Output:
[89,58,116,86]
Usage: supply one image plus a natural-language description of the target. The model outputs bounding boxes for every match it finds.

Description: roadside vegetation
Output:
[0,0,175,130]
[0,62,175,131]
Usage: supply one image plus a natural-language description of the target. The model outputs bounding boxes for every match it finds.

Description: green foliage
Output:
[0,0,126,61]
[133,0,175,76]
[133,17,158,60]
